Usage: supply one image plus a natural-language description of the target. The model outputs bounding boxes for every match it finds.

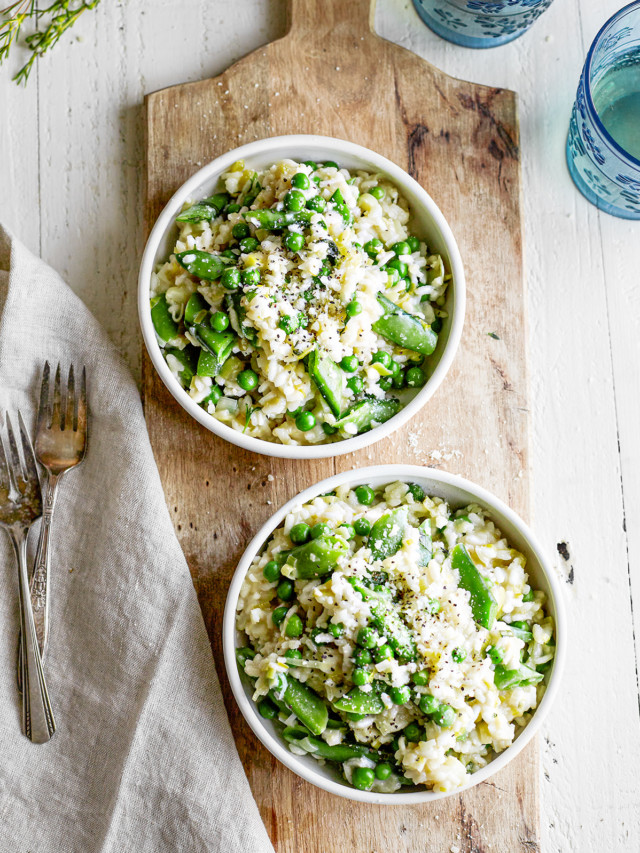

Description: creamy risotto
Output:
[150,158,449,444]
[235,480,555,793]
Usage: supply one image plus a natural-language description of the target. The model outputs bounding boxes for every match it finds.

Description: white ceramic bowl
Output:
[139,135,465,459]
[223,464,565,804]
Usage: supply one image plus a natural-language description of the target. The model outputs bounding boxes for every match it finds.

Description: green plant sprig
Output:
[0,0,100,85]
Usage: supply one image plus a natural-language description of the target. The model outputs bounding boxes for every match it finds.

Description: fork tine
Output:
[17,411,39,485]
[51,363,62,430]
[37,361,51,432]
[5,413,24,489]
[77,366,88,438]
[0,413,9,491]
[66,364,76,431]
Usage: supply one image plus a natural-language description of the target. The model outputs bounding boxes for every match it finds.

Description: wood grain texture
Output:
[143,1,535,849]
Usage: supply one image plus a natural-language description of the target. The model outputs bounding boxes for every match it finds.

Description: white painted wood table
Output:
[1,1,638,850]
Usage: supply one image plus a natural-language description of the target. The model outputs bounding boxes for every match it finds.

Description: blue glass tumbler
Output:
[411,0,555,48]
[566,2,640,220]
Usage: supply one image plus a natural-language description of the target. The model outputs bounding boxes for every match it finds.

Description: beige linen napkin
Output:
[0,225,274,853]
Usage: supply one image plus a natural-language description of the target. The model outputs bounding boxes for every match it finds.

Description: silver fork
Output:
[0,412,56,743]
[30,362,88,658]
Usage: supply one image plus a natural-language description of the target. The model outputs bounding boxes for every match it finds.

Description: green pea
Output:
[389,686,411,705]
[347,376,364,395]
[306,195,326,213]
[392,241,410,257]
[375,644,394,662]
[364,238,383,258]
[284,648,302,660]
[386,257,408,277]
[329,623,344,638]
[221,248,238,259]
[290,522,311,545]
[238,369,259,392]
[322,422,338,436]
[352,766,375,791]
[431,703,456,728]
[241,267,261,286]
[221,267,241,290]
[419,694,439,715]
[211,311,229,332]
[295,411,316,432]
[371,350,392,369]
[487,646,504,665]
[285,189,306,211]
[406,367,426,388]
[352,668,370,687]
[236,646,256,670]
[369,185,385,200]
[239,236,259,253]
[523,589,535,602]
[379,376,393,392]
[356,627,378,649]
[204,386,222,406]
[225,203,241,214]
[431,316,443,334]
[403,722,423,742]
[291,172,310,189]
[407,236,420,252]
[375,762,393,780]
[452,648,466,663]
[392,368,406,389]
[257,698,278,719]
[310,522,330,540]
[412,670,430,686]
[285,232,305,252]
[338,523,355,540]
[354,648,372,666]
[278,314,297,335]
[277,578,295,601]
[232,222,250,240]
[285,614,304,638]
[346,300,362,318]
[354,517,371,537]
[273,606,288,626]
[303,160,318,170]
[340,355,359,373]
[263,560,281,582]
[407,483,425,502]
[354,484,375,505]
[323,160,339,169]
[311,627,328,645]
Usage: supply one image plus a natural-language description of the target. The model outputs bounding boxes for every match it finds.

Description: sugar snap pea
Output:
[175,192,229,222]
[451,544,498,630]
[150,294,179,342]
[184,292,209,325]
[176,250,227,281]
[507,621,533,642]
[282,727,372,761]
[276,674,329,735]
[289,535,349,579]
[244,208,313,230]
[332,397,400,435]
[369,507,407,562]
[308,349,345,417]
[493,663,544,691]
[417,520,432,566]
[333,686,384,715]
[189,323,236,375]
[373,294,438,356]
[225,292,258,345]
[164,345,198,386]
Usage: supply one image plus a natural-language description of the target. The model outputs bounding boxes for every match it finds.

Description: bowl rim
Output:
[222,464,566,804]
[138,134,466,459]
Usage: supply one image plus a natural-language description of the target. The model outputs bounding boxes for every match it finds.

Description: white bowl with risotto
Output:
[139,136,465,458]
[223,465,565,803]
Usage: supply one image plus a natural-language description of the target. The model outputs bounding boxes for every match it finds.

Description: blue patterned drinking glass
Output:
[566,2,640,220]
[411,0,555,48]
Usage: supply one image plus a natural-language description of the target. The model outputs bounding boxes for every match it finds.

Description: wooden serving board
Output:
[142,1,534,850]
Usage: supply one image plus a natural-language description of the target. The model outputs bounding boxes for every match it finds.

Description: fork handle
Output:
[12,529,56,743]
[30,472,60,658]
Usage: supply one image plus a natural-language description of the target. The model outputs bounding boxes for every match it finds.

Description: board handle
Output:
[286,0,374,37]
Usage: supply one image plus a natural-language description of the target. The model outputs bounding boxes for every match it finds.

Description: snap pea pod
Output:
[369,507,407,562]
[164,345,198,386]
[451,544,498,630]
[493,663,544,691]
[289,535,349,579]
[507,621,533,642]
[274,674,329,735]
[282,727,374,762]
[235,646,256,670]
[196,348,218,378]
[245,208,314,230]
[332,397,401,435]
[308,349,345,417]
[150,294,179,342]
[189,323,236,375]
[184,292,210,325]
[417,520,432,566]
[373,294,438,356]
[240,173,262,207]
[225,293,258,345]
[175,192,229,222]
[333,686,384,715]
[176,250,227,281]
